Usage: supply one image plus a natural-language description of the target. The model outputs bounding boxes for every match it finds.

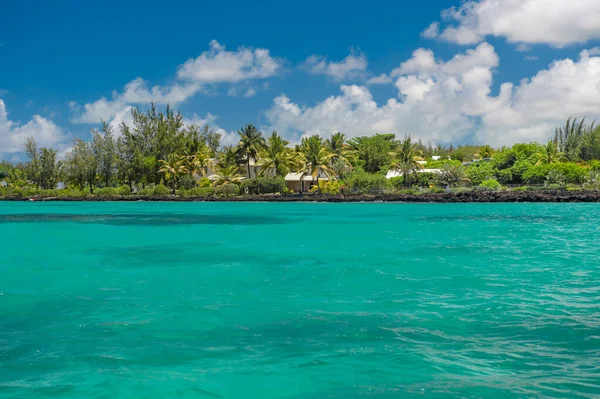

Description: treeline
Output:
[1,105,600,197]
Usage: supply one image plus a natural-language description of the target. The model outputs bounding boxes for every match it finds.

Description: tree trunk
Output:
[247,159,251,179]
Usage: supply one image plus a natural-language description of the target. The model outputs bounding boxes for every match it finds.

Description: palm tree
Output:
[190,146,213,177]
[389,136,423,187]
[476,145,494,159]
[436,163,470,187]
[218,146,240,169]
[545,169,566,186]
[212,164,244,186]
[326,132,355,162]
[536,140,566,165]
[258,131,297,177]
[158,154,189,194]
[299,135,335,193]
[237,124,266,179]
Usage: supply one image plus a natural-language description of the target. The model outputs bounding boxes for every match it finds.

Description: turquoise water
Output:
[1,202,599,399]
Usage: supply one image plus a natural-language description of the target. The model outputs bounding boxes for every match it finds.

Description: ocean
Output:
[0,202,599,398]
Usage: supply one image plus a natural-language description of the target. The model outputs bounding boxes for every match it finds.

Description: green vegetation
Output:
[2,106,600,199]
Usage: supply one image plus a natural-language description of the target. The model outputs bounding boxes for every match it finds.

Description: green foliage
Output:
[118,185,131,196]
[436,163,470,187]
[240,177,285,195]
[318,180,343,195]
[467,162,497,186]
[182,187,215,197]
[95,187,120,197]
[388,176,404,190]
[137,188,153,196]
[522,163,587,184]
[346,170,390,194]
[198,177,212,187]
[214,183,240,196]
[425,159,462,169]
[179,174,197,190]
[349,134,395,173]
[153,184,170,196]
[480,179,501,190]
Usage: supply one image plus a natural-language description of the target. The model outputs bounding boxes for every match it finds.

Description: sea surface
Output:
[0,202,599,399]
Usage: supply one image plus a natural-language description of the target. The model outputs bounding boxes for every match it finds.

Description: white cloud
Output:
[177,40,280,83]
[302,51,368,80]
[524,55,539,61]
[366,74,393,85]
[588,47,600,56]
[0,99,69,156]
[425,0,600,47]
[266,44,600,147]
[72,40,281,124]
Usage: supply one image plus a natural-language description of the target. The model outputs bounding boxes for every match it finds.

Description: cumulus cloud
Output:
[71,40,281,124]
[366,74,394,85]
[0,99,69,156]
[265,44,600,147]
[424,0,600,47]
[302,51,368,80]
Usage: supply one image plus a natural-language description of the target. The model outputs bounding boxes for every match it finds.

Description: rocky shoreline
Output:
[2,190,600,203]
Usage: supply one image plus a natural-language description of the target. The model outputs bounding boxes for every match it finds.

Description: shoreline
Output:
[2,190,600,203]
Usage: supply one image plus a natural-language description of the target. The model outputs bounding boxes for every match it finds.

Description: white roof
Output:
[386,169,441,179]
[285,172,330,182]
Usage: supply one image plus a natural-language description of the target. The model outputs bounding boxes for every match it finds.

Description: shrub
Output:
[480,178,501,191]
[240,177,285,195]
[153,184,170,196]
[467,162,497,186]
[523,163,587,185]
[214,183,240,197]
[318,180,342,195]
[388,176,404,190]
[179,174,197,190]
[118,185,131,196]
[184,187,215,197]
[137,188,153,196]
[95,187,119,197]
[346,171,390,194]
[398,189,418,195]
[512,186,527,192]
[198,177,212,188]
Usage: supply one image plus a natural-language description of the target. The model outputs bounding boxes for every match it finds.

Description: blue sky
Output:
[2,0,600,159]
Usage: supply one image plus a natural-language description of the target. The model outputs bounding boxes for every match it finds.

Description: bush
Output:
[95,187,119,197]
[137,188,153,196]
[346,171,390,194]
[315,180,342,195]
[198,177,212,188]
[467,162,497,186]
[118,185,131,196]
[214,183,240,197]
[523,163,587,185]
[183,187,215,197]
[153,184,170,196]
[479,178,501,191]
[512,186,527,192]
[388,176,404,190]
[240,177,285,195]
[179,174,197,190]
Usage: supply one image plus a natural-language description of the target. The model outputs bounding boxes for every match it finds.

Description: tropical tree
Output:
[349,134,396,173]
[299,135,335,192]
[536,140,566,165]
[326,132,355,166]
[218,146,241,169]
[92,121,116,187]
[237,124,266,178]
[189,146,213,177]
[545,169,566,186]
[212,165,244,186]
[258,131,296,177]
[554,117,586,161]
[158,154,188,194]
[436,163,470,187]
[476,145,494,159]
[389,136,423,187]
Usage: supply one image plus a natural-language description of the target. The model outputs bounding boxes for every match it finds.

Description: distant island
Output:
[2,105,600,202]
